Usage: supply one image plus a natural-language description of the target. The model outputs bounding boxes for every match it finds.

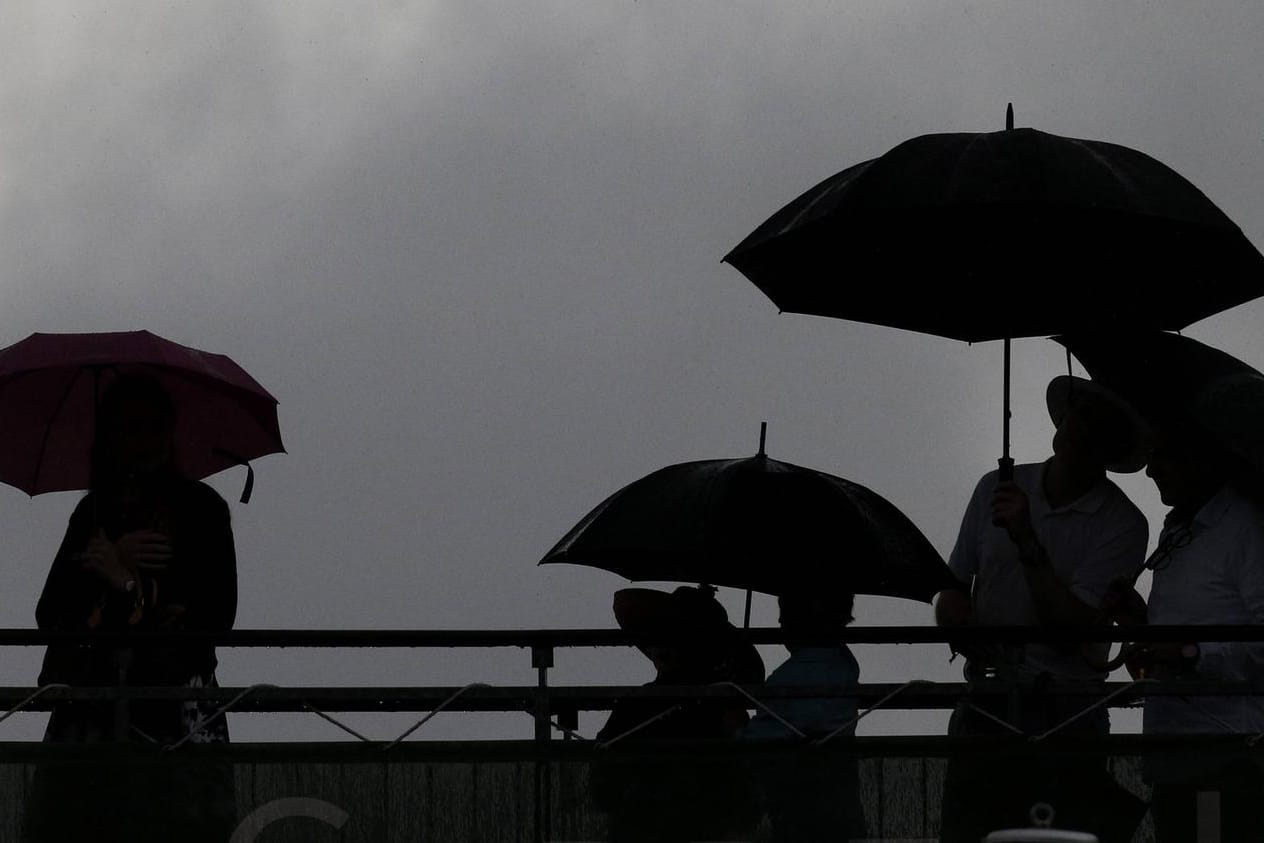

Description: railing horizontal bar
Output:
[0,680,1253,713]
[0,733,1259,762]
[1,625,1263,647]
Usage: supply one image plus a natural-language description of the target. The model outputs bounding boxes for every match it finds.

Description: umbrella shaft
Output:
[999,338,1013,482]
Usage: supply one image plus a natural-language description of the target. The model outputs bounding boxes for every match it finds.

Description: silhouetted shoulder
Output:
[976,468,1001,487]
[1100,476,1147,524]
[967,468,1001,500]
[1225,487,1264,544]
[67,491,96,523]
[172,477,232,520]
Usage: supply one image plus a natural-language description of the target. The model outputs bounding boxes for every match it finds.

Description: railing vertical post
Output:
[1007,678,1021,733]
[532,645,553,743]
[531,645,554,843]
[112,647,133,741]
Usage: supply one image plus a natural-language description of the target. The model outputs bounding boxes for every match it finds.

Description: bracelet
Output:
[123,577,145,625]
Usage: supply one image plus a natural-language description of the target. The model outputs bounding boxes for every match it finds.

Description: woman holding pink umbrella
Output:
[35,372,238,744]
[24,373,239,843]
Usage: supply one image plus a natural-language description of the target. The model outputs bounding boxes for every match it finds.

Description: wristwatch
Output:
[1180,642,1201,664]
[120,575,144,624]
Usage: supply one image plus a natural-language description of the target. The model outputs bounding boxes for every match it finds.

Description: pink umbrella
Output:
[0,330,284,499]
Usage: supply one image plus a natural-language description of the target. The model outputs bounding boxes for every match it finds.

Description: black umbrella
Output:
[1055,331,1264,480]
[725,106,1264,477]
[539,431,956,610]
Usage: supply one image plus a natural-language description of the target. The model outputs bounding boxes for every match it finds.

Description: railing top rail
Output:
[3,625,1264,647]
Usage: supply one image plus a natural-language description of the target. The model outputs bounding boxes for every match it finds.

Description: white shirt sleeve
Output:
[1196,524,1264,681]
[1066,506,1148,610]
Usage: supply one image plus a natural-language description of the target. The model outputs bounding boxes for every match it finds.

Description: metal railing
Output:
[3,625,1264,745]
[6,626,1264,841]
[3,624,1260,646]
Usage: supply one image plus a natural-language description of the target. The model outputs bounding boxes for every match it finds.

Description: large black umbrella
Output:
[1055,331,1264,480]
[539,437,956,607]
[724,107,1264,476]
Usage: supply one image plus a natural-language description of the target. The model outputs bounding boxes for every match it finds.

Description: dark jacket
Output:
[36,474,237,688]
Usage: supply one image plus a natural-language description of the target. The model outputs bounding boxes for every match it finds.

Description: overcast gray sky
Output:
[1,1,1262,742]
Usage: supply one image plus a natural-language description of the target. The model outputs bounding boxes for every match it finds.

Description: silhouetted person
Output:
[935,376,1149,842]
[740,589,867,841]
[1132,417,1264,841]
[591,585,764,842]
[25,374,237,842]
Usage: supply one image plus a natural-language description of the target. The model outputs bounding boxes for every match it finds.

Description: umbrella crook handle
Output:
[212,448,255,504]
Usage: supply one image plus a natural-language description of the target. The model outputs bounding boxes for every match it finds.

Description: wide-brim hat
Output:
[613,586,765,683]
[1046,375,1149,474]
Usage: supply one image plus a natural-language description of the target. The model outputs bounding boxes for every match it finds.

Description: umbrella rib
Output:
[30,366,96,495]
[0,335,282,497]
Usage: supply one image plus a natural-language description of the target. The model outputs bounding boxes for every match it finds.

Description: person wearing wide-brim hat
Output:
[591,585,763,842]
[610,585,764,686]
[1134,413,1264,842]
[933,375,1151,843]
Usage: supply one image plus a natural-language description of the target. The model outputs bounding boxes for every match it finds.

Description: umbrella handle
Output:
[997,456,1014,482]
[212,448,255,504]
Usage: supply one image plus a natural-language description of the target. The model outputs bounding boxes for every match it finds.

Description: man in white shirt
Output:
[935,376,1150,842]
[1133,417,1264,842]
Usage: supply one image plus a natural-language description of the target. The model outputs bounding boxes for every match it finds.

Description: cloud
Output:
[0,0,1260,741]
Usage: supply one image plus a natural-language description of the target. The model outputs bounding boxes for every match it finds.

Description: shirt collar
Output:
[1036,459,1109,515]
[1160,483,1236,537]
[1191,484,1237,530]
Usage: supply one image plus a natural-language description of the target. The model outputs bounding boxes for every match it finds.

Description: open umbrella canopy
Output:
[0,330,284,496]
[724,115,1264,476]
[539,452,956,603]
[725,125,1264,341]
[1056,331,1264,480]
